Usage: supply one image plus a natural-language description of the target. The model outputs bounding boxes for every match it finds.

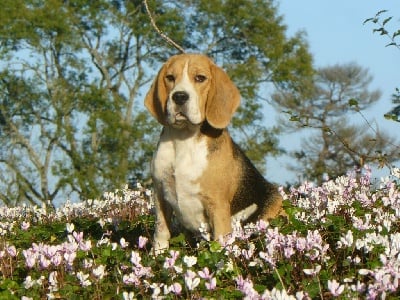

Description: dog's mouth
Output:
[169,112,202,128]
[175,112,188,122]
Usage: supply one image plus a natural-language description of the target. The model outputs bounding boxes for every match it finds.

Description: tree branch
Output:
[143,0,185,53]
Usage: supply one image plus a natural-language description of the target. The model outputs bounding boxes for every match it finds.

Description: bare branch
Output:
[143,0,185,53]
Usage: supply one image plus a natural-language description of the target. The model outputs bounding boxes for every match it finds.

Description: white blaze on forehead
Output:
[172,60,191,92]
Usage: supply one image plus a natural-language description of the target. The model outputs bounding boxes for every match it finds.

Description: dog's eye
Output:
[195,75,207,83]
[166,74,175,82]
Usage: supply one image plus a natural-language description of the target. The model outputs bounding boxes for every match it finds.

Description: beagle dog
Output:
[145,53,283,252]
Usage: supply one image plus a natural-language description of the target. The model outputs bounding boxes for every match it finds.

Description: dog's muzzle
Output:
[172,91,189,106]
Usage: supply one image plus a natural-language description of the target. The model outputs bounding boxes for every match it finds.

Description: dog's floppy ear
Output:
[144,63,168,125]
[206,64,240,129]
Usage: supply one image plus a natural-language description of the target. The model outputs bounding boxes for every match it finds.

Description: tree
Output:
[0,0,183,206]
[364,10,400,122]
[0,0,313,206]
[272,63,399,184]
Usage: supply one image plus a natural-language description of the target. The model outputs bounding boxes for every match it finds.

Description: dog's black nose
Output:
[172,91,189,105]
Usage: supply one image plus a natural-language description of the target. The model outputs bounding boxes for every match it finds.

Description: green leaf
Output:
[363,17,374,25]
[393,30,400,38]
[348,98,359,107]
[169,233,186,247]
[209,241,222,253]
[382,16,393,26]
[385,42,398,47]
[376,10,388,17]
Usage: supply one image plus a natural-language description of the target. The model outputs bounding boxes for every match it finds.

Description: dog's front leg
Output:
[209,202,232,241]
[153,190,173,254]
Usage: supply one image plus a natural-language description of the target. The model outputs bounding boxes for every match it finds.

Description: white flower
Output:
[391,167,400,178]
[358,269,371,275]
[119,237,129,248]
[122,291,135,300]
[111,242,118,251]
[303,265,321,276]
[83,258,93,269]
[66,223,75,233]
[337,230,354,248]
[36,276,45,286]
[328,279,344,296]
[48,271,58,288]
[270,287,296,300]
[23,276,36,289]
[199,223,211,241]
[183,255,197,267]
[93,265,107,280]
[76,271,91,287]
[98,219,106,228]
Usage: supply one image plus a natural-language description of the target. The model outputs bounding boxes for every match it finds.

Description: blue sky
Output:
[267,1,400,184]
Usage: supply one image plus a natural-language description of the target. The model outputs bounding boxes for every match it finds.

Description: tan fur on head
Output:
[144,63,168,125]
[206,64,240,129]
[144,53,240,129]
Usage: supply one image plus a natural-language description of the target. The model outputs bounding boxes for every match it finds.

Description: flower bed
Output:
[0,167,399,299]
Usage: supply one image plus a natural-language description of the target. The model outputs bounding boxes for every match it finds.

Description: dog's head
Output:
[144,54,240,129]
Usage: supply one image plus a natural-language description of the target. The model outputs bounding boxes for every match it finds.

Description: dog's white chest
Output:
[153,130,209,234]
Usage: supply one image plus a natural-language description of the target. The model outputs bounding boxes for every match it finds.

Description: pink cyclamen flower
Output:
[198,267,212,280]
[169,282,182,295]
[206,277,217,290]
[79,240,92,251]
[328,279,345,296]
[130,251,142,267]
[51,253,62,266]
[21,221,30,230]
[6,245,17,257]
[185,270,200,291]
[23,249,37,268]
[73,231,84,243]
[235,275,259,299]
[138,236,148,249]
[163,250,179,269]
[64,251,77,267]
[123,273,140,286]
[39,255,51,269]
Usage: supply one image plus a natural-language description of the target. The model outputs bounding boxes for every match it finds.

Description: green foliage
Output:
[0,0,182,205]
[0,0,314,205]
[364,9,400,124]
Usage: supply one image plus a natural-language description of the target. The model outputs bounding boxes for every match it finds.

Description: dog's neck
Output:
[165,120,223,140]
[200,120,223,138]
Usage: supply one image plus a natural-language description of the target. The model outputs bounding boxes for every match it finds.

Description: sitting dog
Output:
[144,53,283,252]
